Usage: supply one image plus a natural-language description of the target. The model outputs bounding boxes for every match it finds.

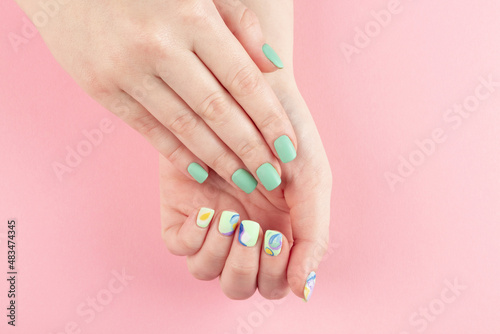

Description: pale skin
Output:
[14,0,297,195]
[161,0,332,300]
[15,0,332,300]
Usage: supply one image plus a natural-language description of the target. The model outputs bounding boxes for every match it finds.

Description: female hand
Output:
[14,0,298,193]
[160,71,332,300]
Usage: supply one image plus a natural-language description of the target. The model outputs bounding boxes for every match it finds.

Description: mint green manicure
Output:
[274,135,297,163]
[262,44,284,69]
[187,162,208,184]
[256,163,281,191]
[232,169,258,194]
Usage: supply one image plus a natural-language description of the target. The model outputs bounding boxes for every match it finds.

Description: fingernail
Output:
[196,207,215,228]
[232,169,258,194]
[256,163,281,191]
[262,43,284,69]
[218,211,240,236]
[303,271,317,302]
[187,162,208,184]
[274,135,297,163]
[238,220,260,247]
[264,230,282,256]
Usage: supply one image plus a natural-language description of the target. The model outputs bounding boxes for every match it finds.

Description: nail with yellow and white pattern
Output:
[196,208,215,228]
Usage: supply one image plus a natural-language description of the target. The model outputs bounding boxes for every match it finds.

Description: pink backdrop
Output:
[1,0,500,333]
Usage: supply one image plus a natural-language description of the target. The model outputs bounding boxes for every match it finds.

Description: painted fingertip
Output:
[232,169,258,194]
[264,230,282,256]
[303,271,317,302]
[218,211,240,236]
[262,43,284,69]
[256,163,281,191]
[238,220,260,247]
[274,135,297,163]
[196,208,215,228]
[187,162,208,184]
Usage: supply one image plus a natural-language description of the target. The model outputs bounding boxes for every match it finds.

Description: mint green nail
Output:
[232,169,258,194]
[256,163,281,191]
[239,220,260,247]
[262,44,284,69]
[187,162,208,184]
[274,135,297,163]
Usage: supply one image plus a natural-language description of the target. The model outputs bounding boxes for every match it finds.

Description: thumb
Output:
[213,0,284,72]
[286,181,332,302]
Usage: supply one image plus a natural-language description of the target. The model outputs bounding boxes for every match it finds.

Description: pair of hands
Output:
[18,0,332,300]
[160,75,332,300]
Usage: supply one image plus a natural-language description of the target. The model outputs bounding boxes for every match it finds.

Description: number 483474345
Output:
[7,220,16,270]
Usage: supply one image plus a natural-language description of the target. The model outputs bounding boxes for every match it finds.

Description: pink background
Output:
[1,0,500,333]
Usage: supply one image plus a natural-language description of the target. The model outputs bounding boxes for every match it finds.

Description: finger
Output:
[213,0,282,72]
[257,230,290,299]
[186,210,241,281]
[192,7,298,166]
[220,220,262,300]
[155,53,283,192]
[107,90,210,184]
[161,207,215,256]
[123,75,259,194]
[286,185,331,302]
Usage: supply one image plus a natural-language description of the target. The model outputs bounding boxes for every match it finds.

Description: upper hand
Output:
[24,0,298,194]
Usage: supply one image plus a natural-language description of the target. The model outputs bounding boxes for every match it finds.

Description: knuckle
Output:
[167,111,198,135]
[211,150,231,172]
[260,286,289,300]
[260,111,285,133]
[188,262,219,281]
[230,65,262,96]
[133,113,161,138]
[237,140,260,161]
[204,246,228,264]
[259,270,284,282]
[226,260,258,277]
[198,92,229,122]
[222,288,254,300]
[80,69,114,101]
[163,145,184,164]
[178,236,200,256]
[239,8,259,30]
[179,1,213,28]
[133,29,158,55]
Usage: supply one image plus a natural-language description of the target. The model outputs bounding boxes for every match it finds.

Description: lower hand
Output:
[160,70,332,300]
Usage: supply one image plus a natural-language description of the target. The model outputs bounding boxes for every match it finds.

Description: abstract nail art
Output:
[264,230,282,256]
[303,271,317,302]
[238,220,260,247]
[196,208,214,228]
[218,211,240,236]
